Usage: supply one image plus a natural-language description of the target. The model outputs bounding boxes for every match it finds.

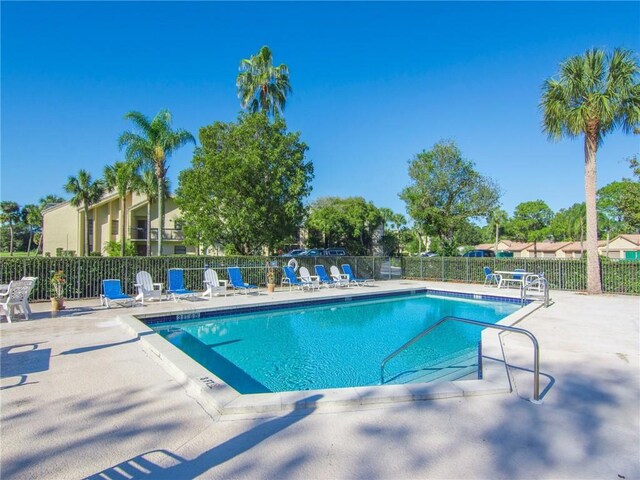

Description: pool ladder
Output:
[380,316,542,403]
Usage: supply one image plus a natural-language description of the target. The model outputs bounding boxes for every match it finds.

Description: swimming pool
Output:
[149,292,520,394]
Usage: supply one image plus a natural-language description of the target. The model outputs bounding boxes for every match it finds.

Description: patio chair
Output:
[0,277,37,316]
[134,271,163,304]
[524,272,547,293]
[281,266,314,292]
[0,280,33,322]
[100,279,136,308]
[227,267,259,295]
[329,265,350,287]
[483,267,501,287]
[167,269,198,302]
[341,264,375,287]
[314,265,340,288]
[298,266,321,290]
[203,268,228,298]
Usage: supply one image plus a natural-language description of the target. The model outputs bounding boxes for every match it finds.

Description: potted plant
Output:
[266,266,276,294]
[51,270,66,311]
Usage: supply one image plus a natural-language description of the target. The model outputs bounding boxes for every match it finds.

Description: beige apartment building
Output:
[42,191,195,256]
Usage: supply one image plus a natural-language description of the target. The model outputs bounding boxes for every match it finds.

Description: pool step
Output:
[385,349,479,385]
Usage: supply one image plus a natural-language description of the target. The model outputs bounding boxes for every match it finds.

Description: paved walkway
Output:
[1,282,638,479]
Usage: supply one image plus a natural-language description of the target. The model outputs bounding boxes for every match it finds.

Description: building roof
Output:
[474,243,495,250]
[561,240,607,253]
[500,240,534,251]
[617,234,640,246]
[526,241,572,253]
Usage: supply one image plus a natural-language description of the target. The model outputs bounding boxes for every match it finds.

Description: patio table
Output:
[495,271,533,289]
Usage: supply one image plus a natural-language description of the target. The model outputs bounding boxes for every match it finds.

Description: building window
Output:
[174,221,183,231]
[174,245,187,255]
[111,220,119,236]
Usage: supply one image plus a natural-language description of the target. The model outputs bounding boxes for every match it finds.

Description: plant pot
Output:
[267,284,276,294]
[51,297,65,311]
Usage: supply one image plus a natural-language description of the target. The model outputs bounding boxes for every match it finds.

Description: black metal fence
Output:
[401,257,640,294]
[1,255,637,301]
[0,255,389,301]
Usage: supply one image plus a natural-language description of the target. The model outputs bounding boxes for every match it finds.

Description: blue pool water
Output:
[151,293,519,394]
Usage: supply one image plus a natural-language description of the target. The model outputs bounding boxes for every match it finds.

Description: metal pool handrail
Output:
[380,316,542,403]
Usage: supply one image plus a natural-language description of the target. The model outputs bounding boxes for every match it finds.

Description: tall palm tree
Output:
[138,168,170,256]
[103,159,142,256]
[541,48,639,294]
[22,204,41,256]
[64,170,105,255]
[488,209,508,253]
[237,46,292,117]
[118,110,194,256]
[0,201,21,255]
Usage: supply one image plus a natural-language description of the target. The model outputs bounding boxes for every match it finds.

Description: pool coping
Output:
[117,286,543,417]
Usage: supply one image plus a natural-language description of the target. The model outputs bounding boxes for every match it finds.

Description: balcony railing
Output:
[129,228,184,241]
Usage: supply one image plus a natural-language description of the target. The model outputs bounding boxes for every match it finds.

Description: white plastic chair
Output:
[134,271,163,304]
[0,280,33,322]
[330,266,350,287]
[298,266,320,290]
[203,269,228,298]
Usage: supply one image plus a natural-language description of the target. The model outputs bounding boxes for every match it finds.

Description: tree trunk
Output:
[157,175,164,256]
[83,205,90,255]
[120,196,126,256]
[9,224,14,256]
[494,223,499,253]
[146,201,151,256]
[584,131,602,294]
[27,228,33,256]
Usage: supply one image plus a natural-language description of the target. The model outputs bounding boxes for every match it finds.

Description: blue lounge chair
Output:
[341,264,375,287]
[167,269,198,302]
[282,266,314,291]
[227,267,259,295]
[101,279,135,308]
[314,265,340,288]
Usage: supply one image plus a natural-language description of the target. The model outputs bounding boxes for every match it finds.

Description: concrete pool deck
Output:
[1,281,638,479]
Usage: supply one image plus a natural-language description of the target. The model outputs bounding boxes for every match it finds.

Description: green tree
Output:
[103,159,142,256]
[176,113,313,254]
[597,181,639,232]
[0,201,21,255]
[400,140,501,255]
[306,197,383,254]
[119,109,195,256]
[541,48,640,294]
[64,170,105,255]
[617,156,640,229]
[237,46,292,118]
[507,200,554,242]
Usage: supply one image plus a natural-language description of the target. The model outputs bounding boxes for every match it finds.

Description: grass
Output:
[0,252,41,257]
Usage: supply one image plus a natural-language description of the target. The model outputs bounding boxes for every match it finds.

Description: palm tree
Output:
[0,201,21,255]
[541,48,639,294]
[488,209,508,253]
[237,46,292,117]
[64,170,105,255]
[22,204,41,256]
[138,168,170,256]
[103,159,142,256]
[118,110,194,256]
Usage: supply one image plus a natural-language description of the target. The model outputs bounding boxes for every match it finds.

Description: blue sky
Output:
[2,1,639,220]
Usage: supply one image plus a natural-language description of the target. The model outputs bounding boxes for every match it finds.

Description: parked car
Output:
[462,249,496,258]
[325,247,349,256]
[282,249,305,257]
[419,251,438,257]
[300,248,326,256]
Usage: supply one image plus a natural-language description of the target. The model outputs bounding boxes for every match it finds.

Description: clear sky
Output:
[2,1,639,220]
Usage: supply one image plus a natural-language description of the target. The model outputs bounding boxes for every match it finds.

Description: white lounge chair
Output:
[203,269,228,298]
[298,267,321,290]
[0,280,35,322]
[330,266,350,287]
[135,271,163,304]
